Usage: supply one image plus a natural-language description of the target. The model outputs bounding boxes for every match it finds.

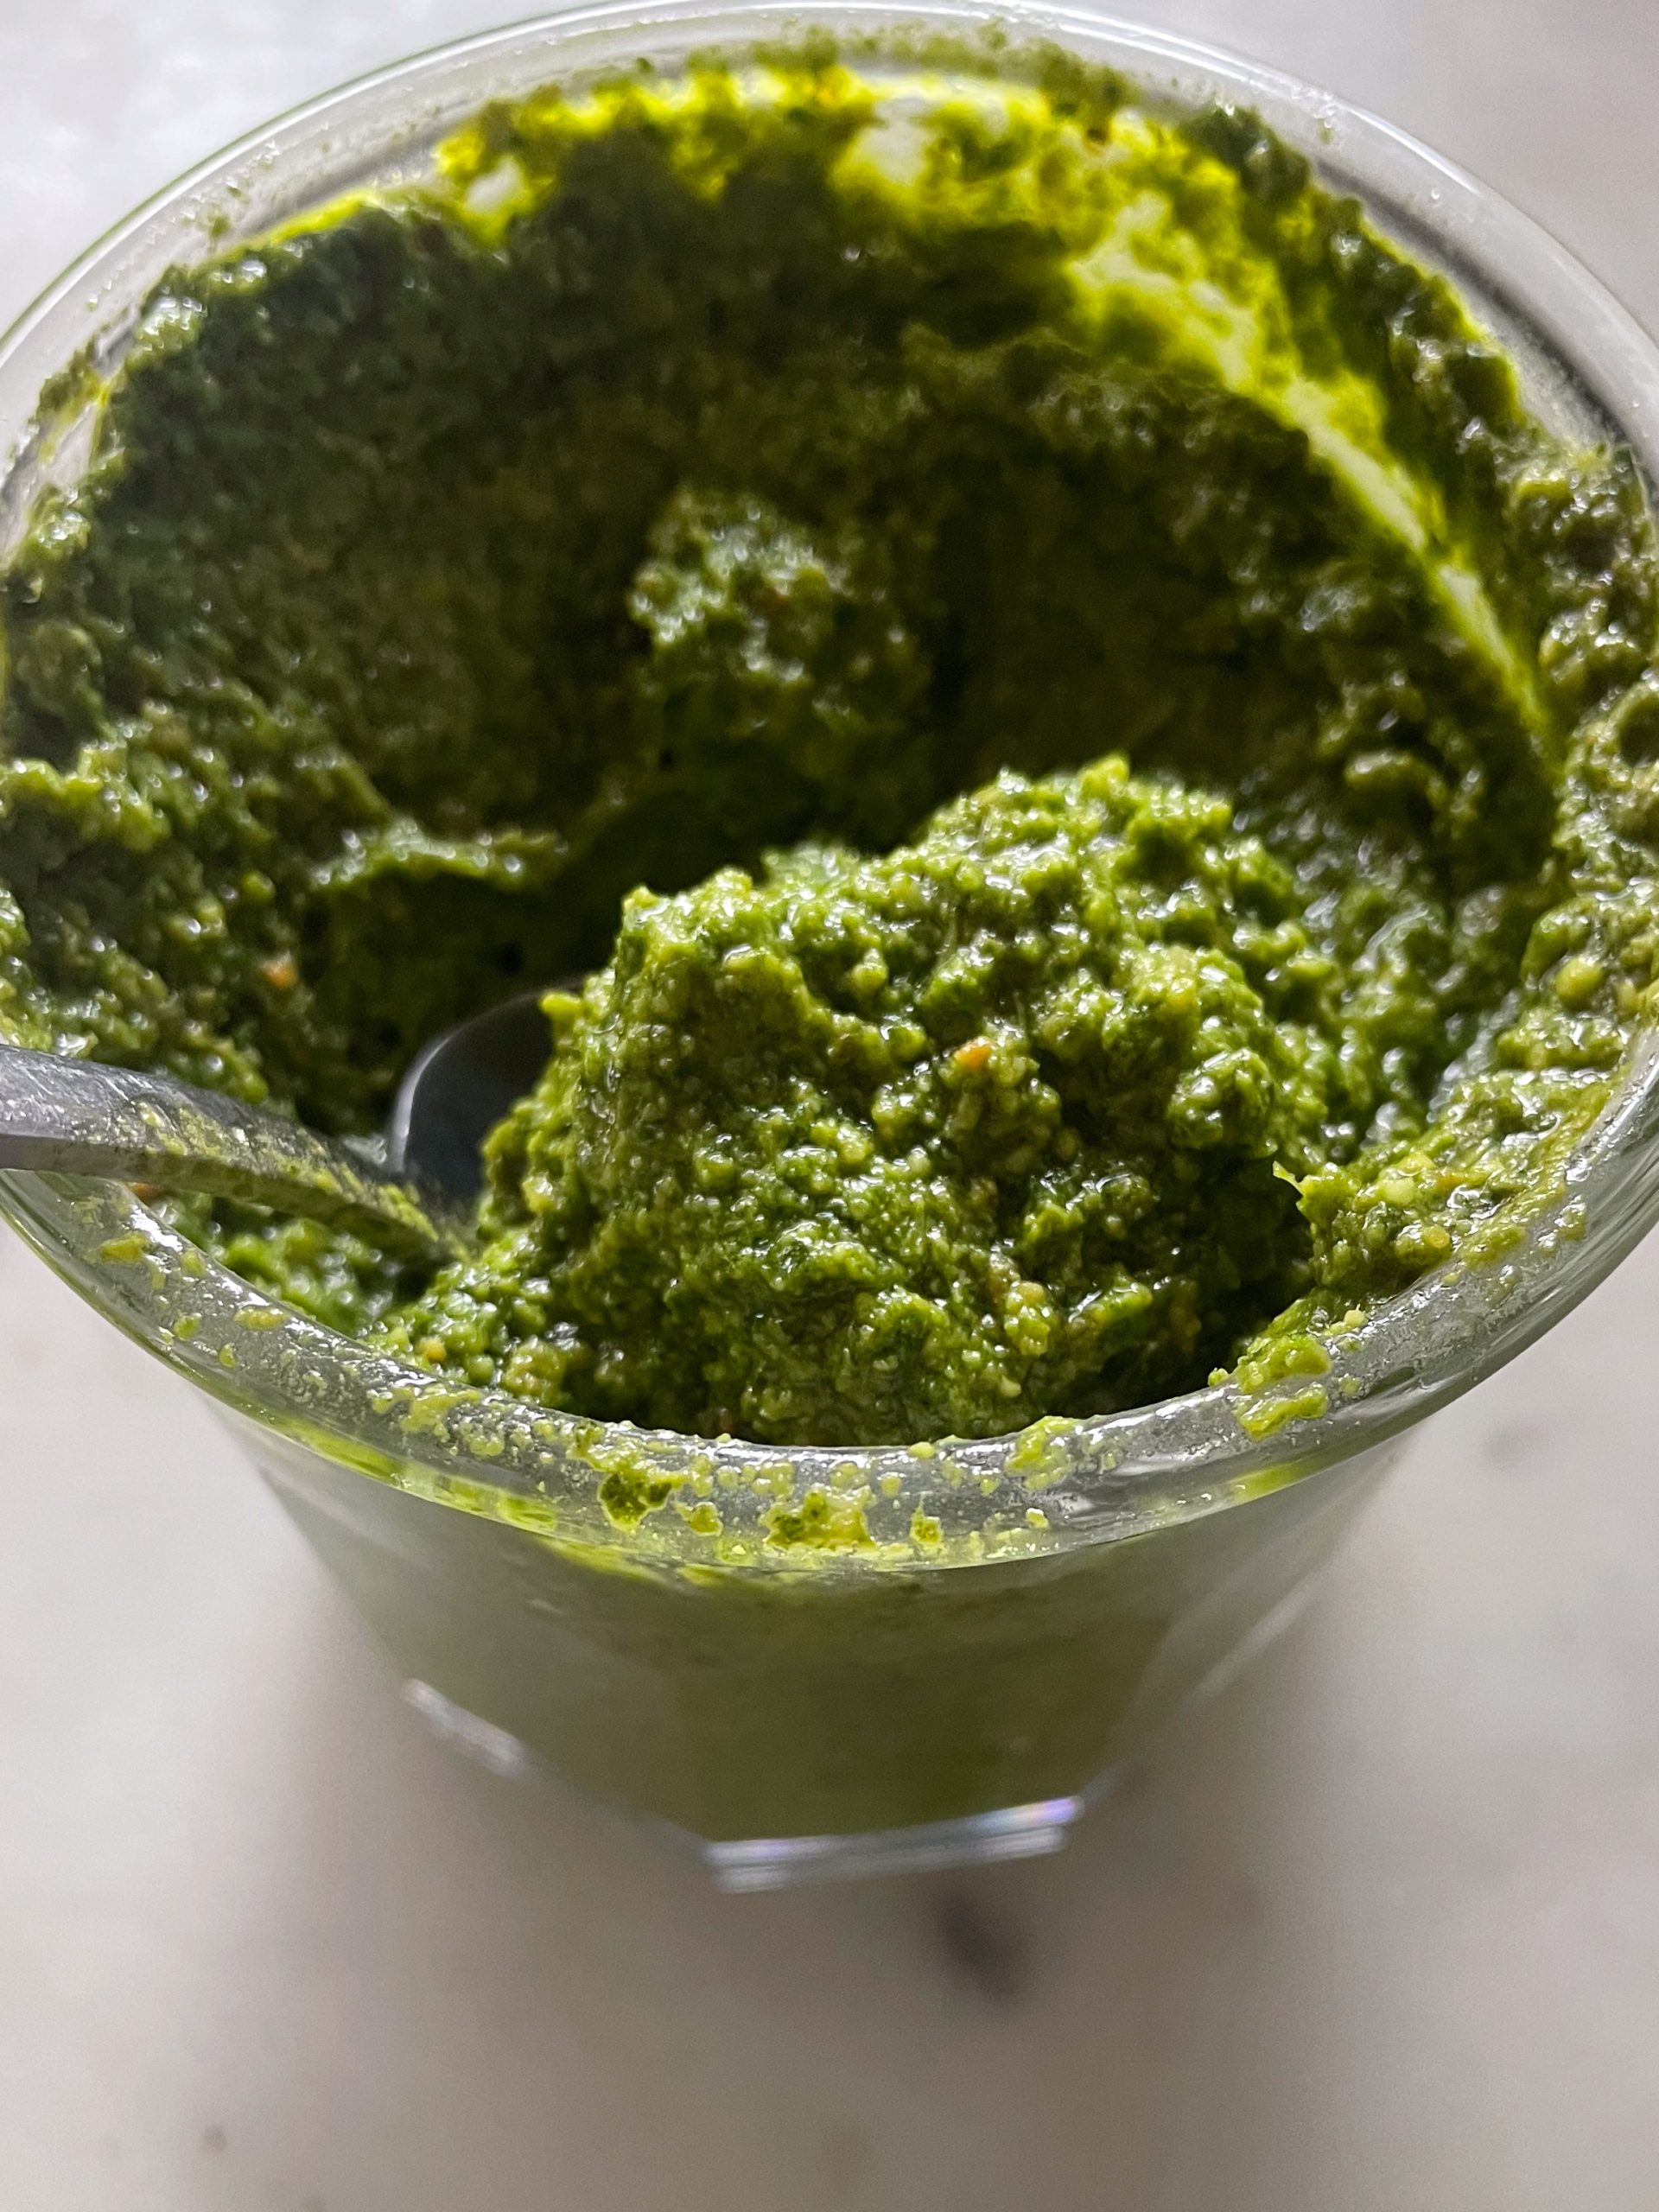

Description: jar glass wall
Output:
[4,4,1658,1885]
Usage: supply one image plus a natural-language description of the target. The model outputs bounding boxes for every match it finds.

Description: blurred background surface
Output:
[1,4,1657,2209]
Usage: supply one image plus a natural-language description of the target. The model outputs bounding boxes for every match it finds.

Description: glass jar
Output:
[3,3,1658,1887]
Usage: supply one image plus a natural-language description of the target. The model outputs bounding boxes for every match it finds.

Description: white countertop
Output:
[2,4,1657,2207]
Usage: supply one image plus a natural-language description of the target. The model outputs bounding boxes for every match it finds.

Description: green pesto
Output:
[2,45,1657,1452]
[387,757,1367,1441]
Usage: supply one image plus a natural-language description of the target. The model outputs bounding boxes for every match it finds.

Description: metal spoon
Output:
[0,985,561,1266]
[385,987,556,1204]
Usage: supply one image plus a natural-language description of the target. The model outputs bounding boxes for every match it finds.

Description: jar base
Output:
[402,1675,1094,1887]
[676,1795,1087,1891]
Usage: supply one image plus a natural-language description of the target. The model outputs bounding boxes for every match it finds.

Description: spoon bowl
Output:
[386,986,563,1203]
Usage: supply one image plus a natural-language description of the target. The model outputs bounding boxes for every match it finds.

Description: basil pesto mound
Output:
[385,761,1359,1440]
[1,45,1656,1446]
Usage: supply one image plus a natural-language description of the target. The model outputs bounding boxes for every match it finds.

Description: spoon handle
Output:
[0,1041,465,1264]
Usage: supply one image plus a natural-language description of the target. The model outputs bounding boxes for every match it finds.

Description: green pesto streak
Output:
[3,46,1657,1450]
